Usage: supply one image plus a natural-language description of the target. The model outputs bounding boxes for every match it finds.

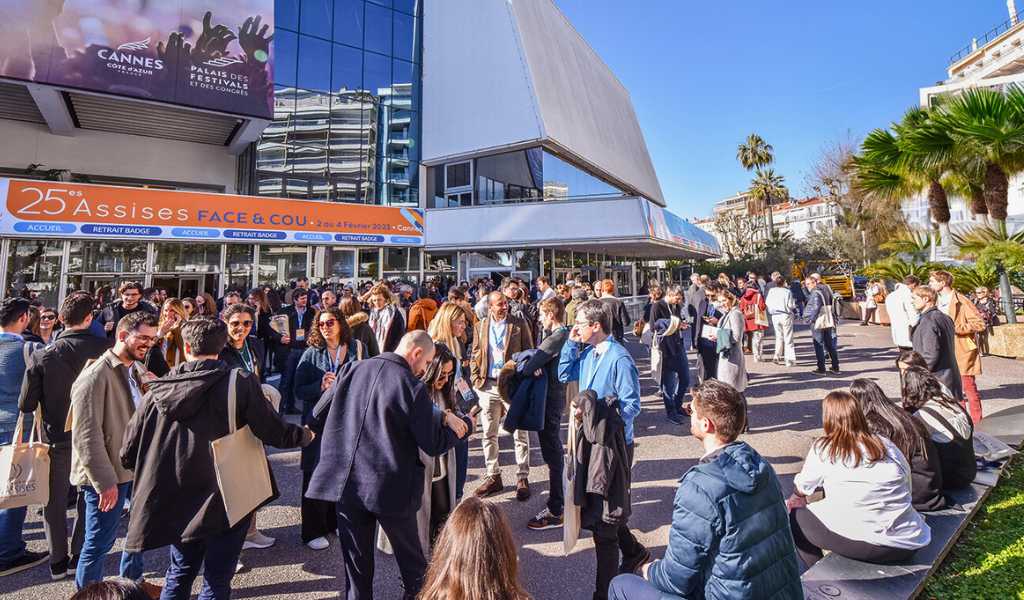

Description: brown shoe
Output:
[139,581,163,600]
[516,478,531,501]
[474,475,504,498]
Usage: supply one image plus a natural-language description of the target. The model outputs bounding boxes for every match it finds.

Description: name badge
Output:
[456,378,471,396]
[295,328,306,341]
[701,327,718,341]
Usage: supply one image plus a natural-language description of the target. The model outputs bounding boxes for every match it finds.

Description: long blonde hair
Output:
[428,302,467,360]
[418,497,531,600]
[160,298,189,331]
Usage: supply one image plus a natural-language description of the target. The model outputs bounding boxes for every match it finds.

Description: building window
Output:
[5,240,63,307]
[445,162,471,190]
[259,245,309,285]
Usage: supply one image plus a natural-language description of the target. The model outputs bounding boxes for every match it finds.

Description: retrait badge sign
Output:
[0,0,274,119]
[0,179,425,247]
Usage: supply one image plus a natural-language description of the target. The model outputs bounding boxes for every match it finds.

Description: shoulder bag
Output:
[211,369,274,527]
[813,291,835,330]
[0,408,50,509]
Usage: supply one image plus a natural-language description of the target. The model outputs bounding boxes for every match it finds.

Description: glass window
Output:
[300,0,333,39]
[323,247,355,279]
[475,149,542,204]
[224,245,255,292]
[297,35,332,92]
[424,252,455,275]
[542,150,622,199]
[364,2,392,55]
[516,249,540,279]
[333,0,364,47]
[393,12,416,62]
[445,162,470,189]
[367,0,393,11]
[358,248,379,278]
[277,0,300,31]
[363,51,390,97]
[384,247,410,271]
[5,240,63,307]
[332,43,362,92]
[67,241,147,273]
[153,243,221,273]
[393,0,418,16]
[259,245,308,285]
[274,29,299,88]
[390,59,417,106]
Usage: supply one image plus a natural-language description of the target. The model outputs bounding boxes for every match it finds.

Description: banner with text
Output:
[0,0,274,119]
[0,179,424,246]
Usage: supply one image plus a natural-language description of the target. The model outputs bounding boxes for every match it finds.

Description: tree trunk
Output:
[765,196,775,244]
[970,187,989,225]
[927,179,951,225]
[999,266,1018,325]
[984,162,1009,222]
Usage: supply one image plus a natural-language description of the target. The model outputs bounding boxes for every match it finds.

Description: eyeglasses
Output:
[131,334,156,344]
[229,320,253,328]
[319,319,338,328]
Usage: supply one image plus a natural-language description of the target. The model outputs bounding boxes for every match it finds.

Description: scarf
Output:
[370,304,394,350]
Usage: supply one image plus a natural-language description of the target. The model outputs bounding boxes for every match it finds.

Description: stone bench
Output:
[799,461,1007,600]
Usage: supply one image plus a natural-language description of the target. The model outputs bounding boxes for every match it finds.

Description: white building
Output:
[694,194,840,251]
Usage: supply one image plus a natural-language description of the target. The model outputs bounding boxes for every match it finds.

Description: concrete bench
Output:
[799,461,1007,600]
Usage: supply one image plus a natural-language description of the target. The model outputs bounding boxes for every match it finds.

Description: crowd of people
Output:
[0,264,999,600]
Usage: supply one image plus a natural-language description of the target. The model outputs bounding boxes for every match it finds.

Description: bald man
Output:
[307,331,470,599]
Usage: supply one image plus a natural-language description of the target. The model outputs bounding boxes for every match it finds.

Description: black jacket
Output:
[120,360,309,552]
[346,312,381,357]
[20,329,109,444]
[692,297,722,350]
[574,389,631,527]
[600,296,632,343]
[911,307,963,400]
[218,337,267,380]
[98,301,158,343]
[520,326,569,405]
[280,305,315,352]
[306,353,467,515]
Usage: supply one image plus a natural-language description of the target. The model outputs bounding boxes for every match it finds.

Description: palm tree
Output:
[737,134,778,239]
[747,168,787,240]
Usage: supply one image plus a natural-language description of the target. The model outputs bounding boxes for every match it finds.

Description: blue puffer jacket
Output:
[646,442,803,600]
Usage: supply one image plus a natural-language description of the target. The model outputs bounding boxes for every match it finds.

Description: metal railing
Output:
[949,11,1024,65]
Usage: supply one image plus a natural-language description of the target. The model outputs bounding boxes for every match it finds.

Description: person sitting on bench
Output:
[787,391,931,569]
[900,366,977,490]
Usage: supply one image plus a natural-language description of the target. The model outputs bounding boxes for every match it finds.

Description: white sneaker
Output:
[243,531,276,550]
[307,536,329,551]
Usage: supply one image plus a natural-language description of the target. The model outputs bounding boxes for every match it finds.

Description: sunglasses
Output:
[40,314,57,321]
[319,319,338,328]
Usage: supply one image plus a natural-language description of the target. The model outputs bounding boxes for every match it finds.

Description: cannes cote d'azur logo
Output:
[97,37,165,76]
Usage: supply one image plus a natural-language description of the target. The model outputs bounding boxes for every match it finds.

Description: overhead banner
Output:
[0,0,274,119]
[0,179,424,247]
[643,203,721,256]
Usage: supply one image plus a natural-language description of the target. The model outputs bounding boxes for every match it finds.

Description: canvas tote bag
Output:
[562,417,582,555]
[813,291,835,330]
[211,369,273,527]
[0,409,50,510]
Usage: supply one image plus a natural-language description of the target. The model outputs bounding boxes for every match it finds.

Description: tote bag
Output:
[813,291,835,330]
[211,369,274,527]
[0,409,50,510]
[562,418,581,555]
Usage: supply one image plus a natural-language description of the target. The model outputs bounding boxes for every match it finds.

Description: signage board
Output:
[0,0,274,119]
[643,203,721,256]
[0,179,424,246]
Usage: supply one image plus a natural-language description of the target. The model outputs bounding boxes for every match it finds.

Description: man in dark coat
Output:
[306,330,470,600]
[20,291,107,579]
[598,279,632,343]
[278,288,315,414]
[120,318,312,600]
[97,281,158,344]
[692,282,722,384]
[910,286,963,399]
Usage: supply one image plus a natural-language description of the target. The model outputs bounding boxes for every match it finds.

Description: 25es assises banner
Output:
[0,0,274,119]
[0,179,425,247]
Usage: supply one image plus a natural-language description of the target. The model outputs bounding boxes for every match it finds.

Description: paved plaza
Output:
[4,321,1022,600]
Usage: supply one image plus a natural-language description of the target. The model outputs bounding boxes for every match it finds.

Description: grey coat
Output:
[716,308,748,393]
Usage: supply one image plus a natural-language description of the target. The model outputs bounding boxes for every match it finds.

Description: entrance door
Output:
[468,267,512,287]
[177,276,204,299]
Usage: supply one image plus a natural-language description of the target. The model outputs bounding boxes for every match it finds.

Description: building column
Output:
[0,238,9,301]
[58,240,71,308]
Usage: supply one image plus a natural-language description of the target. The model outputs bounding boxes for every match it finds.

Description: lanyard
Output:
[489,320,506,351]
[327,344,345,373]
[239,341,255,374]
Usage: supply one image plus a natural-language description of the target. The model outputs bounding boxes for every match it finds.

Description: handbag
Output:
[0,409,50,510]
[813,292,835,330]
[562,417,581,555]
[211,369,274,527]
[754,304,769,328]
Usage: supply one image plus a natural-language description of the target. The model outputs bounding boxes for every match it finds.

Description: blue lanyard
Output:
[490,321,506,350]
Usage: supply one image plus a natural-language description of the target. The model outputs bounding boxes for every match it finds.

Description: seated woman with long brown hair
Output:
[418,496,531,600]
[787,391,930,569]
[901,366,976,489]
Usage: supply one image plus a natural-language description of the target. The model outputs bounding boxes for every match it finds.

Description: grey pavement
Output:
[3,321,1022,599]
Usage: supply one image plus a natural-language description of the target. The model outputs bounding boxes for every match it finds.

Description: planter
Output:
[841,301,891,325]
[986,323,1024,359]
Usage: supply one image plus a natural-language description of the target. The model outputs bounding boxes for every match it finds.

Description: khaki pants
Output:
[477,381,530,479]
[771,314,796,364]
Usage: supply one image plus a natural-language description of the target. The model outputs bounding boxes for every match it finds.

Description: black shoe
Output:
[812,368,827,374]
[67,554,78,576]
[527,508,564,530]
[830,367,841,374]
[619,546,652,575]
[0,550,49,577]
[473,475,504,498]
[49,557,68,581]
[666,414,685,425]
[516,478,531,502]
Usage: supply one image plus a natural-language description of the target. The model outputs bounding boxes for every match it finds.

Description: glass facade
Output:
[259,0,422,205]
[428,148,625,208]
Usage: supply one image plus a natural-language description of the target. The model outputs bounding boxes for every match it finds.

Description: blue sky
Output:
[555,0,1011,219]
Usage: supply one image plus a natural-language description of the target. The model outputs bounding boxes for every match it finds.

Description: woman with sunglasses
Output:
[293,306,365,550]
[35,306,60,345]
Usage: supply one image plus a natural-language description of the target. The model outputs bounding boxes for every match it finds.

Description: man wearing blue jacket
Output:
[560,300,648,600]
[609,380,802,600]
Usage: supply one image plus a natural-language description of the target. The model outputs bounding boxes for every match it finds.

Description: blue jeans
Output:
[811,327,839,371]
[0,428,27,564]
[609,574,682,599]
[454,438,469,500]
[76,482,145,589]
[161,515,251,600]
[660,363,689,418]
